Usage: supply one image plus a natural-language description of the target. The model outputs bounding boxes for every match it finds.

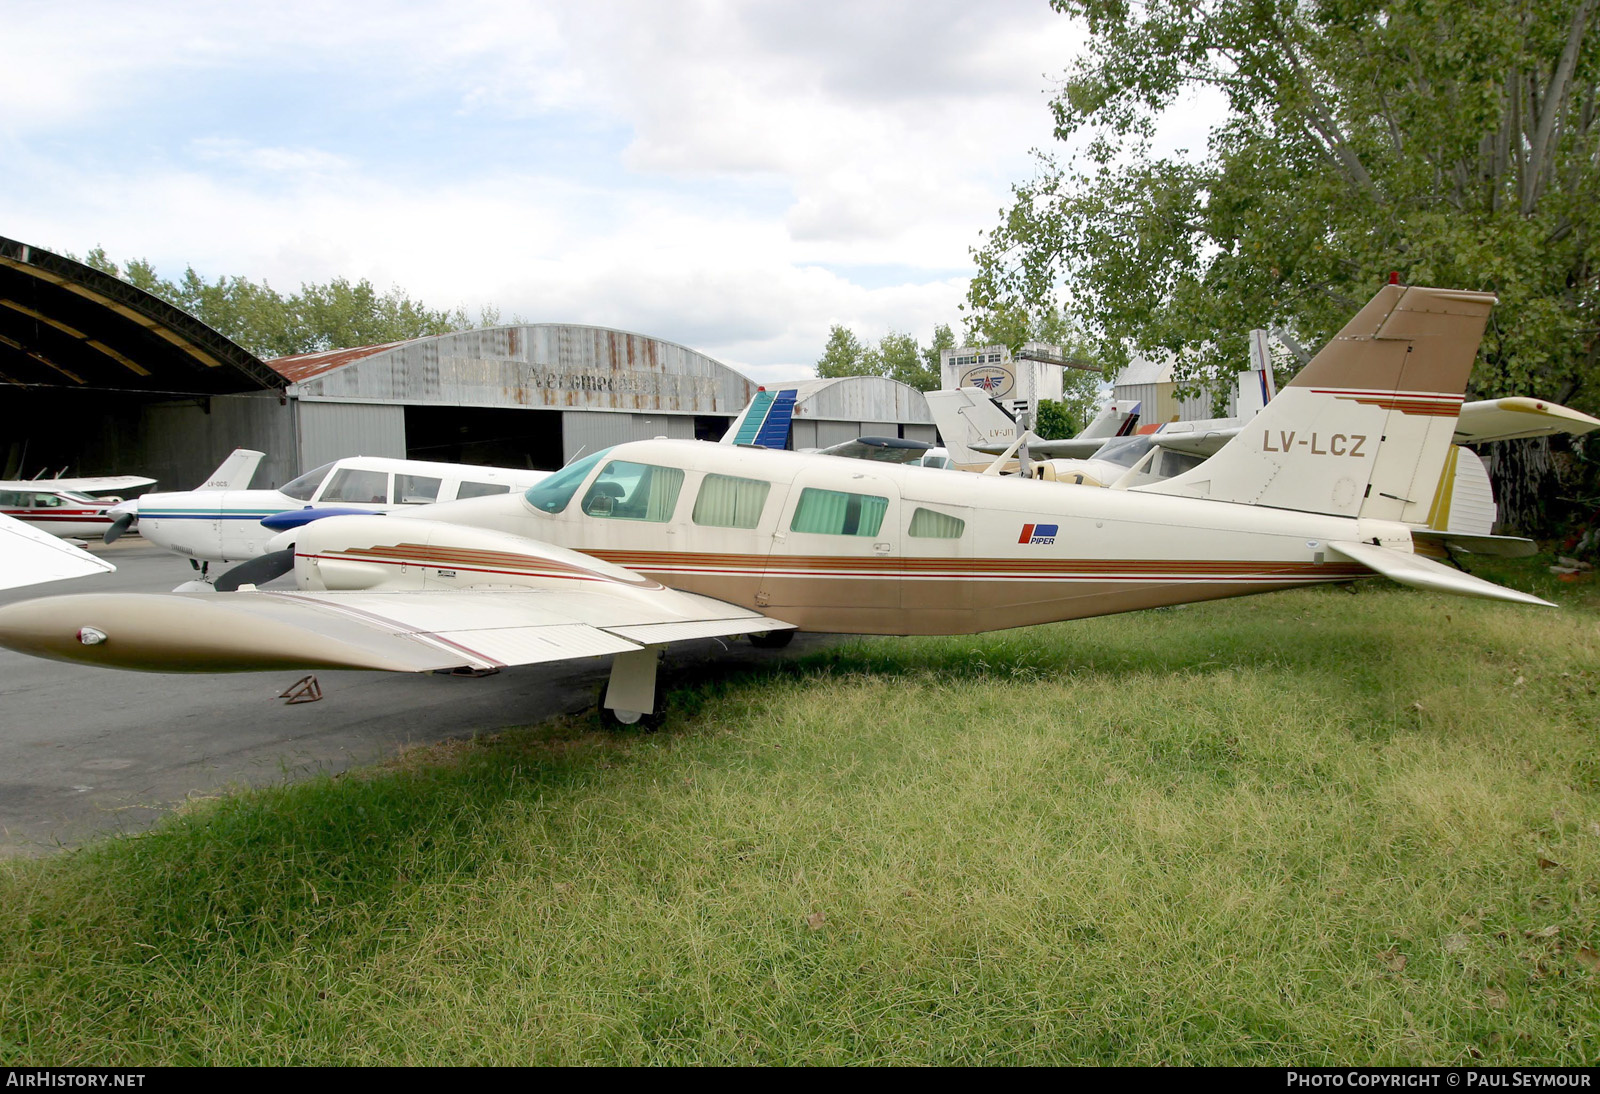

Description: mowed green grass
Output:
[2,563,1598,1065]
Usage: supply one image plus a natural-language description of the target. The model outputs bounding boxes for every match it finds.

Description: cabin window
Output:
[321,468,390,504]
[692,474,770,529]
[395,474,442,504]
[524,448,613,514]
[0,491,17,506]
[790,488,888,537]
[908,507,965,538]
[457,481,511,499]
[281,462,335,502]
[581,460,685,522]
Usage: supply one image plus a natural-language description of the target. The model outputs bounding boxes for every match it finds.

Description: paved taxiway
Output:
[0,539,832,854]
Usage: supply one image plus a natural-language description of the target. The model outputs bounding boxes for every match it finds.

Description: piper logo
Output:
[1018,523,1059,545]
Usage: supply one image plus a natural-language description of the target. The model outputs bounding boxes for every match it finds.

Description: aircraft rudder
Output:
[1138,284,1496,521]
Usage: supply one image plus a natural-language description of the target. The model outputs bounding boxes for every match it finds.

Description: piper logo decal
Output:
[1018,523,1059,545]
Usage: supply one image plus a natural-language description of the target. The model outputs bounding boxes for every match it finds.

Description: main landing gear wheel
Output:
[748,629,794,649]
[596,645,664,731]
[595,682,662,731]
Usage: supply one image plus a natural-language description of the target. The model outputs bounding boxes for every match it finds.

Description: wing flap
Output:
[428,624,639,668]
[1328,540,1553,606]
[607,618,797,645]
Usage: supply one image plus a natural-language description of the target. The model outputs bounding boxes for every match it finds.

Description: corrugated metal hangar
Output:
[1,236,935,493]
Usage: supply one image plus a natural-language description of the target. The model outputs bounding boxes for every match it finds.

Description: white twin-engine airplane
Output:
[0,284,1556,724]
[111,453,552,589]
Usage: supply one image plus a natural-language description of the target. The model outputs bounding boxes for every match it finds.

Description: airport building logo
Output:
[961,362,1015,399]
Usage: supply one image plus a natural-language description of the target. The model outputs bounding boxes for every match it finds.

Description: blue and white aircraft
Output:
[108,453,552,590]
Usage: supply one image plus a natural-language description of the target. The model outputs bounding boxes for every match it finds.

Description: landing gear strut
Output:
[598,645,664,730]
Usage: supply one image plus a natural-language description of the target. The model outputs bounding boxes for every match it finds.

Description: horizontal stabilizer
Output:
[1411,529,1537,558]
[1455,398,1600,444]
[1328,540,1553,606]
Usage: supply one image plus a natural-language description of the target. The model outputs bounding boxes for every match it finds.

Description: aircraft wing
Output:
[0,512,116,592]
[1327,540,1553,606]
[1454,398,1600,443]
[7,475,157,495]
[1148,425,1242,457]
[973,437,1107,459]
[816,436,933,464]
[0,580,796,673]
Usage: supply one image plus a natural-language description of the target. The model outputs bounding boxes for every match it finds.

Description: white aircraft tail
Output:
[1077,398,1141,441]
[924,389,1019,465]
[1138,284,1496,524]
[196,449,265,491]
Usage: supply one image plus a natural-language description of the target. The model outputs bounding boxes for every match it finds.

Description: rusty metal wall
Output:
[297,402,407,471]
[288,324,755,416]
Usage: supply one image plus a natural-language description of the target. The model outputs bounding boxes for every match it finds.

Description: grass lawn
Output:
[2,559,1597,1064]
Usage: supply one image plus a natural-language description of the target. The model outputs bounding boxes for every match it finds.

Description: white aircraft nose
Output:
[105,499,139,519]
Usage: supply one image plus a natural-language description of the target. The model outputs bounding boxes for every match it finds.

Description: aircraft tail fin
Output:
[924,388,1019,465]
[196,449,265,491]
[722,389,798,448]
[1137,284,1495,523]
[1078,399,1139,441]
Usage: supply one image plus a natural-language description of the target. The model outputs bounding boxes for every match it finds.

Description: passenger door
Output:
[761,466,901,631]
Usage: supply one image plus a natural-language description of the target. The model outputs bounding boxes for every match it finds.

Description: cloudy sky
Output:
[4,0,1097,382]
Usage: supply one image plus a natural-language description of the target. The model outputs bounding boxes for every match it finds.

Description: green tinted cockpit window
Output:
[523,448,613,513]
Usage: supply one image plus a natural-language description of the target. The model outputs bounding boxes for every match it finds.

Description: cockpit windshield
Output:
[281,462,335,501]
[524,448,614,513]
[1089,435,1156,469]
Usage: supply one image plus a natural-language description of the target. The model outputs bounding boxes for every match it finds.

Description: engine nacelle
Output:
[281,514,657,593]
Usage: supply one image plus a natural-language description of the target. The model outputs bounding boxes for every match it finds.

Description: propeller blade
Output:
[214,548,296,592]
[103,513,136,544]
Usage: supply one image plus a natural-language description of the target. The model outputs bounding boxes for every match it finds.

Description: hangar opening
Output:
[2,235,939,493]
[403,405,564,469]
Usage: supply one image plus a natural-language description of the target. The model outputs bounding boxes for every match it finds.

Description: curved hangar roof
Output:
[0,236,283,396]
[270,324,754,414]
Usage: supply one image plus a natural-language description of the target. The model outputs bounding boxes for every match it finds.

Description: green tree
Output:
[815,325,870,379]
[970,0,1600,410]
[67,249,475,358]
[813,325,943,391]
[921,323,957,387]
[1033,398,1076,439]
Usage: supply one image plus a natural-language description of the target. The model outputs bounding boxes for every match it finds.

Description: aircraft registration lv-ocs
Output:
[0,285,1556,723]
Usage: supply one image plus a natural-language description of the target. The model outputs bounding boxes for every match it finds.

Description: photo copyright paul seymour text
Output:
[1288,1075,1592,1088]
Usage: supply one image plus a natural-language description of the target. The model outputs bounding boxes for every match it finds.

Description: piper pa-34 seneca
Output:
[0,284,1556,724]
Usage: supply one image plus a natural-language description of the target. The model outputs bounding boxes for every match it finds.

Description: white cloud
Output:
[2,0,1106,379]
